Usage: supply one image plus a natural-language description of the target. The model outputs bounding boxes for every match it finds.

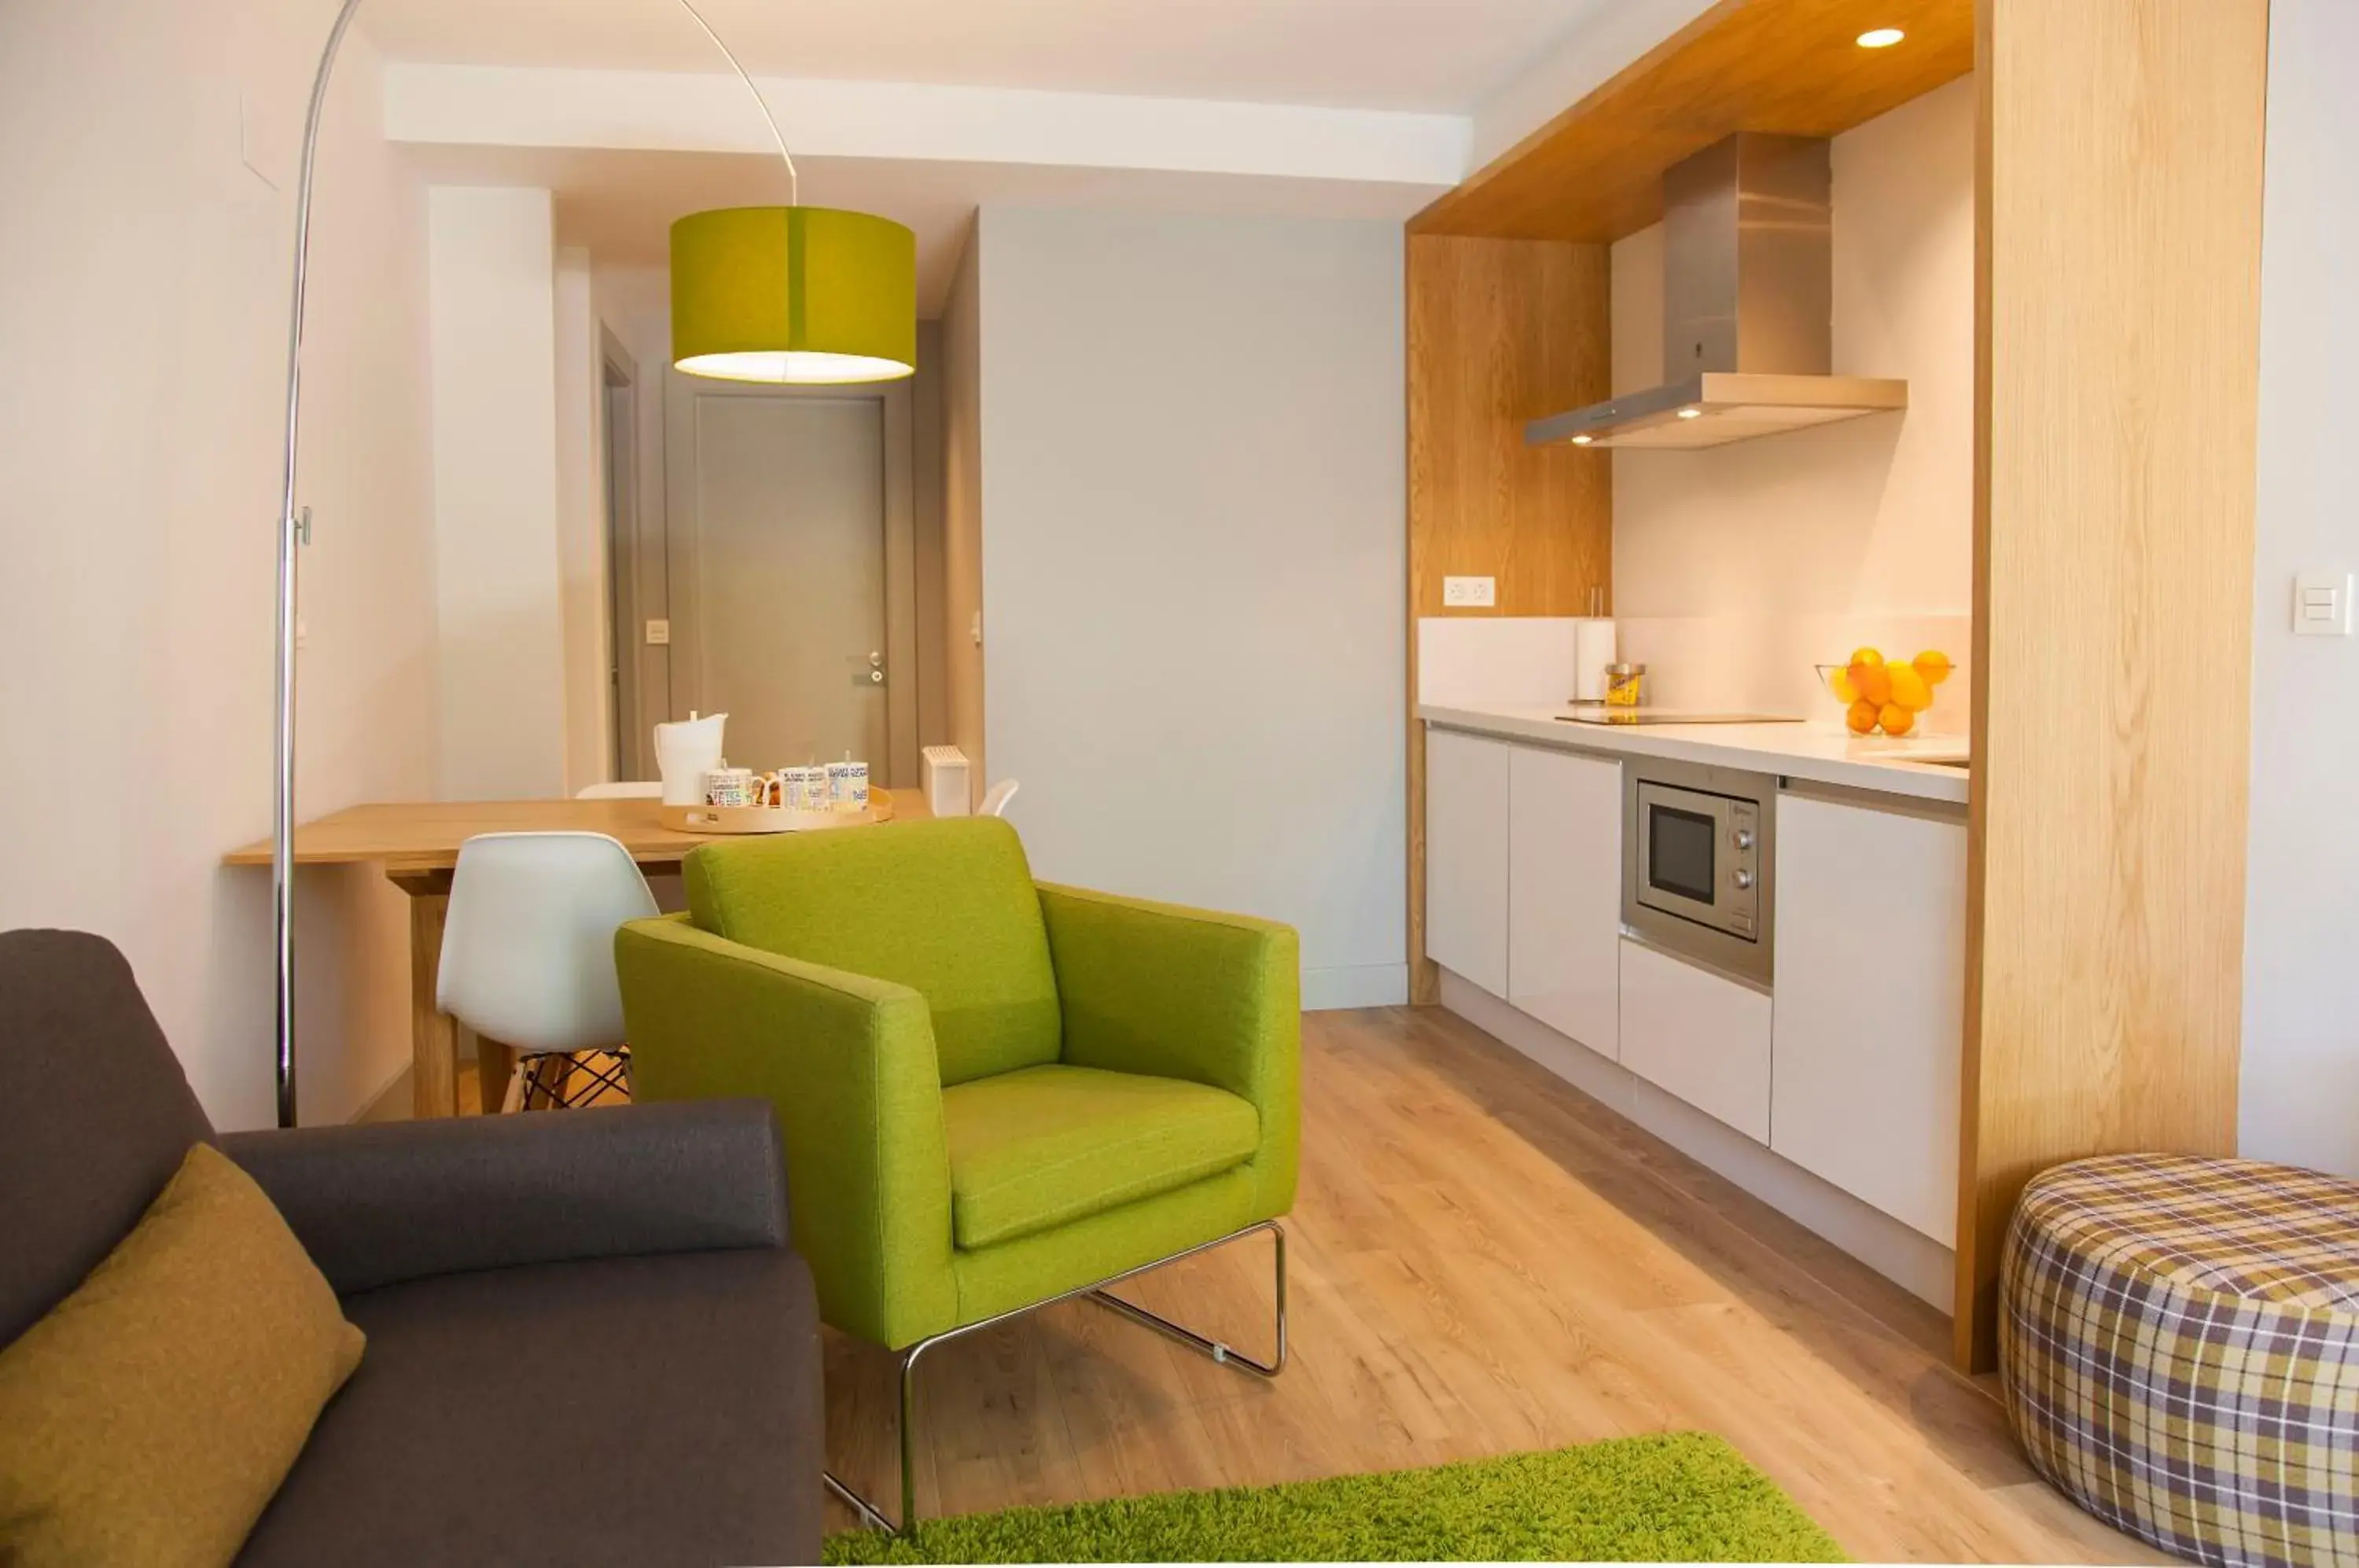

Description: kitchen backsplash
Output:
[1417,613,1973,738]
[1618,614,1972,736]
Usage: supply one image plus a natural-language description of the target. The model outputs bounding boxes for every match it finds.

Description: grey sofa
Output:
[0,929,825,1566]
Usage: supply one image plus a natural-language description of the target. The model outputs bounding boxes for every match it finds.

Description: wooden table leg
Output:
[392,870,460,1120]
[475,1036,516,1114]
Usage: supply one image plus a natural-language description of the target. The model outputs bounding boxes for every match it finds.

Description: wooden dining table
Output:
[223,792,926,1118]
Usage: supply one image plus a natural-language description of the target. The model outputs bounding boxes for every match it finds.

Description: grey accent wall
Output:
[2241,0,2359,1174]
[972,206,1408,1008]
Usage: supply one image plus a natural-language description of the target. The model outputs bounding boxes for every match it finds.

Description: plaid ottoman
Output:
[2004,1153,2359,1568]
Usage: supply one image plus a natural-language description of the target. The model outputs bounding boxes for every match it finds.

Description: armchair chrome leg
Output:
[823,1470,895,1534]
[1086,1220,1286,1378]
[822,1220,1289,1536]
[821,1345,922,1537]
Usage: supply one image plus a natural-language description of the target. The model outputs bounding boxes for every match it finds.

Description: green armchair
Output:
[613,815,1299,1531]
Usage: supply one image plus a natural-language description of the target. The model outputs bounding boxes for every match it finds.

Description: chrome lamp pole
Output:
[266,0,801,1127]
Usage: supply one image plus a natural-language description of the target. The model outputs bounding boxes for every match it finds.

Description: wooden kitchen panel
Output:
[1411,0,1974,245]
[1405,233,1610,1003]
[1958,0,2268,1369]
[1405,234,1610,619]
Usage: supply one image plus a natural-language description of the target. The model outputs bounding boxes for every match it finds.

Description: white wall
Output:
[972,207,1407,1008]
[2240,0,2359,1175]
[941,229,987,794]
[1609,75,1976,727]
[0,1,438,1127]
[554,246,613,794]
[427,186,569,801]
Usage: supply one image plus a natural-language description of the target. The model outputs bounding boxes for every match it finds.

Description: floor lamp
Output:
[267,0,915,1128]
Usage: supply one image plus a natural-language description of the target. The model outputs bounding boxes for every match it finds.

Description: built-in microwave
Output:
[1621,757,1776,986]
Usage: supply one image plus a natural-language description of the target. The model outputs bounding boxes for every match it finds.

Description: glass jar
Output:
[1604,663,1646,708]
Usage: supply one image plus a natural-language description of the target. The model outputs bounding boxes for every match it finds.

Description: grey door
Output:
[665,375,917,781]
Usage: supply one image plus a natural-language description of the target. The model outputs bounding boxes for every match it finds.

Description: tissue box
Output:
[922,746,973,817]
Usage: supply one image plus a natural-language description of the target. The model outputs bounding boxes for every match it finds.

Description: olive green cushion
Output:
[0,1143,365,1568]
[943,1065,1260,1250]
[685,817,1061,1086]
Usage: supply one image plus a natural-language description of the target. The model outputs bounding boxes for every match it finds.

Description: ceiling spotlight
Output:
[1857,27,1905,47]
[1570,434,1595,446]
[1676,407,1703,420]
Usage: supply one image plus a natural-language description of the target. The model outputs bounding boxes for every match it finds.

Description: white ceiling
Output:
[401,143,1446,312]
[359,0,1617,113]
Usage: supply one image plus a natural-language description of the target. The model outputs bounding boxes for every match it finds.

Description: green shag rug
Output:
[824,1432,1846,1563]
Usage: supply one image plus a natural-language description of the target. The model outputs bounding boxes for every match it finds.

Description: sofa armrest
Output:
[1035,883,1300,1217]
[614,915,959,1349]
[219,1099,789,1297]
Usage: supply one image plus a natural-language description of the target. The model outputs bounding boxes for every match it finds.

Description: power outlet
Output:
[1442,576,1497,609]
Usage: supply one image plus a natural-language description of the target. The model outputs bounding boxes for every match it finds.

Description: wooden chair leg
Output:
[523,1054,570,1110]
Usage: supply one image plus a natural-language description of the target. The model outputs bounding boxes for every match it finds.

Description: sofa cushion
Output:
[0,1144,363,1568]
[943,1065,1260,1250]
[236,1248,821,1568]
[0,929,215,1350]
[685,817,1062,1086]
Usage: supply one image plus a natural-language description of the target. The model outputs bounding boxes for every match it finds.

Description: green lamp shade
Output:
[672,206,917,385]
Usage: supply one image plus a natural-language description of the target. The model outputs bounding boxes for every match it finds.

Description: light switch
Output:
[2295,572,2352,637]
[645,619,672,646]
[1442,576,1497,609]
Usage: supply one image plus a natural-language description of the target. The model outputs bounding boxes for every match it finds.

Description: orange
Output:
[1879,702,1916,737]
[1846,699,1881,735]
[1886,665,1932,711]
[1913,650,1953,686]
[1850,661,1893,708]
[1849,646,1885,669]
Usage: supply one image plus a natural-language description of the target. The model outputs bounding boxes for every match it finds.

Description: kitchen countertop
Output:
[1419,701,1970,805]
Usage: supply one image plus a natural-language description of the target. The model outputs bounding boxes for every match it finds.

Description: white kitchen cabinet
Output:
[1507,746,1622,1058]
[1425,728,1511,997]
[1771,788,1967,1244]
[1619,937,1772,1142]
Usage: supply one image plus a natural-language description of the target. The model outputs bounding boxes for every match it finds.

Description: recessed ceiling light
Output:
[1857,27,1905,47]
[1676,407,1703,420]
[1570,434,1595,446]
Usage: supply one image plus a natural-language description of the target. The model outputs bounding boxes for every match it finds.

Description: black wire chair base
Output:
[510,1048,632,1110]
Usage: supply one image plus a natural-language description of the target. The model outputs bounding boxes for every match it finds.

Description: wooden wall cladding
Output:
[1956,0,2269,1370]
[1414,0,1974,245]
[1406,235,1612,620]
[1405,234,1612,1003]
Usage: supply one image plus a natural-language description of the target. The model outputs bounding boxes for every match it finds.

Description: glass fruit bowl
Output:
[1816,649,1956,738]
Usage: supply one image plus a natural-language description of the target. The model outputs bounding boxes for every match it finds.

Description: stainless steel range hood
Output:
[1527,133,1906,451]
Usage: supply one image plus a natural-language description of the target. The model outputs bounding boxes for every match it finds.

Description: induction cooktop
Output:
[1553,708,1804,727]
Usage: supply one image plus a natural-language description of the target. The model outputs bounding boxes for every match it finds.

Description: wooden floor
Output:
[819,1005,2158,1562]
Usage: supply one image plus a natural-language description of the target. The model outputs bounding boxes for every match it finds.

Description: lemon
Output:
[1851,662,1893,708]
[1849,647,1886,669]
[1886,665,1932,711]
[1913,650,1953,686]
[1827,667,1858,704]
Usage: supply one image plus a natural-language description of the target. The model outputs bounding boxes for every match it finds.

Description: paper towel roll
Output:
[654,712,728,805]
[1573,619,1618,702]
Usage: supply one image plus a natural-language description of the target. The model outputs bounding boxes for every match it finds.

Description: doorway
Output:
[664,373,918,785]
[601,333,643,782]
